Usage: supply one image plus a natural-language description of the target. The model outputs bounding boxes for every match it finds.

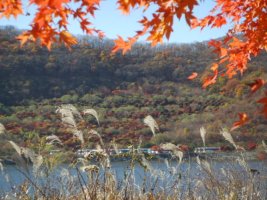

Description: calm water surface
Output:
[0,159,266,195]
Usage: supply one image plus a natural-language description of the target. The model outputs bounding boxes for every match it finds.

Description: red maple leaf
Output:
[247,79,265,94]
[231,113,249,131]
[202,70,218,88]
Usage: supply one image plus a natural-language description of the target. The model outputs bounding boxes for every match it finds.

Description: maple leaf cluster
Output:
[228,79,266,131]
[0,0,23,19]
[2,0,198,52]
[113,0,198,53]
[189,0,267,124]
[190,0,267,88]
[7,0,105,50]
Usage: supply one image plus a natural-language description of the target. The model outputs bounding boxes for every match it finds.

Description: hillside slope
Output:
[0,26,266,152]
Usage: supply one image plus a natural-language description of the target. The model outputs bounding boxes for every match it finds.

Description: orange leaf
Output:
[220,47,227,58]
[230,113,249,131]
[202,70,218,88]
[187,72,198,80]
[112,36,128,54]
[80,19,91,33]
[59,31,78,48]
[16,32,30,46]
[0,0,23,19]
[112,36,136,54]
[210,63,218,71]
[247,79,265,94]
[212,15,227,28]
[48,0,68,9]
[190,18,199,28]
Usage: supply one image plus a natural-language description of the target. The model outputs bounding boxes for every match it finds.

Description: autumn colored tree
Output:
[0,0,266,126]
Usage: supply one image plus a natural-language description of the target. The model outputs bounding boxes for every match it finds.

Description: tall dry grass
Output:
[0,104,266,200]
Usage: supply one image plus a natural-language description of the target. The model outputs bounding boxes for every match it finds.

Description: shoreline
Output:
[0,151,263,166]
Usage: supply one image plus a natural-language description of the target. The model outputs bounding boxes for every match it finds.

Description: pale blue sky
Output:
[0,0,230,44]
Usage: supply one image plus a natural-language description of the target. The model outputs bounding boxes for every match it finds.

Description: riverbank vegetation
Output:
[1,109,267,199]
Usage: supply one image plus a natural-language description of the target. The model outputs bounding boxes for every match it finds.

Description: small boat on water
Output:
[194,147,221,154]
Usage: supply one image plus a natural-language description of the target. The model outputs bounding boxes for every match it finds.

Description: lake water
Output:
[0,158,266,197]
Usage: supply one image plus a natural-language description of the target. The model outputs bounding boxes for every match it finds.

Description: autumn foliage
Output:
[1,0,105,50]
[1,0,267,123]
[230,113,249,131]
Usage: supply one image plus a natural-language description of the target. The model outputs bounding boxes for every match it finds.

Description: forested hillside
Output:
[0,26,266,153]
